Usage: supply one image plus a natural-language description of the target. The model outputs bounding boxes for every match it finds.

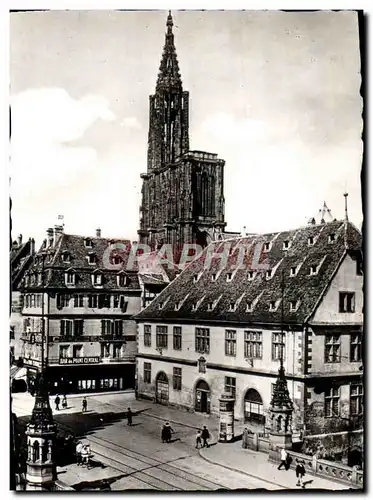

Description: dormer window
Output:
[308,236,314,246]
[290,266,297,277]
[65,270,75,286]
[211,273,217,282]
[290,300,298,312]
[92,273,102,286]
[283,240,290,250]
[84,238,93,248]
[229,302,235,312]
[266,269,272,279]
[113,256,122,265]
[310,265,318,276]
[62,252,71,264]
[248,270,255,280]
[207,302,213,311]
[264,242,271,251]
[193,274,199,283]
[226,273,233,282]
[117,274,127,287]
[87,254,96,265]
[158,302,164,310]
[328,233,336,243]
[269,300,277,311]
[191,303,197,311]
[246,301,253,312]
[174,302,180,311]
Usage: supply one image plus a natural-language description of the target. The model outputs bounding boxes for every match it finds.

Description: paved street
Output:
[13,391,350,491]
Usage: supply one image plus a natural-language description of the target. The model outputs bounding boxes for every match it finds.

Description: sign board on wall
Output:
[59,357,100,365]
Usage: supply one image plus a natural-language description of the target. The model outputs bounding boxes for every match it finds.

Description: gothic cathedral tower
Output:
[138,12,226,254]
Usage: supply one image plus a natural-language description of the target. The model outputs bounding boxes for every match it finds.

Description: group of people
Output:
[278,448,307,488]
[54,395,88,412]
[161,422,211,448]
[75,441,92,467]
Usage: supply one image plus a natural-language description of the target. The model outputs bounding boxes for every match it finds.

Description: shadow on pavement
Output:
[72,473,127,491]
[16,408,151,470]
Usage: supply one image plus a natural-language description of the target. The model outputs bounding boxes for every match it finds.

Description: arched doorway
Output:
[156,372,169,404]
[244,388,265,429]
[195,379,211,414]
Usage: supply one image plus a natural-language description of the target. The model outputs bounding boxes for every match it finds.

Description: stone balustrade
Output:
[242,430,363,488]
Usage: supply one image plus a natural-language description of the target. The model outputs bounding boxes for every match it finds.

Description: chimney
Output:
[17,234,22,246]
[29,238,35,255]
[307,217,316,226]
[46,228,54,247]
[54,224,64,241]
[96,228,101,238]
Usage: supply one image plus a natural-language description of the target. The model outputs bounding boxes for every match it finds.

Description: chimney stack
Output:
[17,234,23,246]
[96,228,101,238]
[29,237,35,255]
[46,228,54,247]
[54,224,64,241]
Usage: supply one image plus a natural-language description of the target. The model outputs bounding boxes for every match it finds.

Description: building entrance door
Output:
[156,372,169,404]
[195,380,211,414]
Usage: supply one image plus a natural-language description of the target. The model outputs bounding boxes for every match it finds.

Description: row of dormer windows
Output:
[64,271,129,288]
[193,262,328,284]
[162,292,356,314]
[55,293,128,311]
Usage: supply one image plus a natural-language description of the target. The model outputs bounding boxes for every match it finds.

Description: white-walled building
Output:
[135,219,363,462]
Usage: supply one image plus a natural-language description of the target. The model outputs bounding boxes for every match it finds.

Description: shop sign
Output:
[59,357,100,365]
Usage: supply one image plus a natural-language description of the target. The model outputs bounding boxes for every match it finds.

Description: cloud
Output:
[201,112,266,144]
[120,117,141,129]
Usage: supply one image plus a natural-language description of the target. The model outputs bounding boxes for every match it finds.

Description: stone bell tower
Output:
[25,373,57,491]
[268,361,294,457]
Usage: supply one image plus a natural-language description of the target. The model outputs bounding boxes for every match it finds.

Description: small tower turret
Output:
[268,361,294,457]
[25,373,57,491]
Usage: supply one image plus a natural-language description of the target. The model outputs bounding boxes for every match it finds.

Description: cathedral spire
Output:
[156,11,182,90]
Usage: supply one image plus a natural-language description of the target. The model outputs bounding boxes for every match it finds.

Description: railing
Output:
[268,445,363,488]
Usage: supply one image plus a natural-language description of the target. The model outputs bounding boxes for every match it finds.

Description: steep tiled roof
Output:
[22,233,141,290]
[11,239,35,290]
[135,221,362,325]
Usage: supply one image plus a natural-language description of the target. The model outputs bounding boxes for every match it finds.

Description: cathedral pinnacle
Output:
[156,11,182,90]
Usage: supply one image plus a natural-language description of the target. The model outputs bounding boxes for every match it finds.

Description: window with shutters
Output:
[60,319,83,337]
[156,325,168,348]
[98,294,111,309]
[225,376,236,397]
[65,271,75,286]
[272,332,285,361]
[92,273,102,286]
[173,367,182,391]
[325,335,341,363]
[114,320,123,337]
[325,387,340,417]
[350,334,362,362]
[244,331,262,358]
[195,328,210,354]
[101,343,111,358]
[113,343,123,359]
[73,345,83,358]
[59,345,69,358]
[225,330,236,356]
[144,362,151,383]
[173,326,182,350]
[350,384,363,416]
[144,325,151,346]
[339,292,355,313]
[88,294,98,308]
[73,294,84,307]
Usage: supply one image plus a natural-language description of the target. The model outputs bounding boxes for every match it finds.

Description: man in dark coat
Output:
[54,395,60,411]
[127,407,133,426]
[201,426,210,448]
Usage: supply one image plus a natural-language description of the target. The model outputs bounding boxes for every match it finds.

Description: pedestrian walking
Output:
[201,426,210,448]
[161,422,174,443]
[76,441,83,466]
[54,395,60,411]
[278,448,288,470]
[127,407,133,426]
[82,397,87,412]
[296,460,306,488]
[195,430,202,449]
[62,395,67,409]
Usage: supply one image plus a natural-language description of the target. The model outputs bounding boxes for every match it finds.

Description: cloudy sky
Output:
[10,10,363,246]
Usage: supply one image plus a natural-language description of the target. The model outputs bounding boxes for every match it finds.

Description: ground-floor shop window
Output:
[99,378,123,390]
[78,379,96,391]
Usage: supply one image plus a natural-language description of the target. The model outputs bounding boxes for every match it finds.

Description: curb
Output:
[198,447,292,490]
[58,389,135,399]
